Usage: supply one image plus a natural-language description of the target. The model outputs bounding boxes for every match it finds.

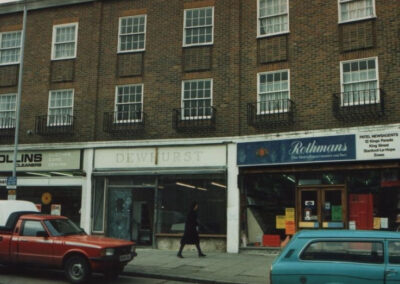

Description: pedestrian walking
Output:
[177,201,206,258]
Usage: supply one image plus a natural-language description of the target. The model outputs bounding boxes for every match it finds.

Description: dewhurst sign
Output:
[237,135,355,166]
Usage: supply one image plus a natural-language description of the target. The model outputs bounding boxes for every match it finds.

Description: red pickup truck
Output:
[0,208,136,283]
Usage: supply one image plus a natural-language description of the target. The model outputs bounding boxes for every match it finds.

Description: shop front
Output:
[91,144,229,251]
[0,149,83,225]
[237,126,400,248]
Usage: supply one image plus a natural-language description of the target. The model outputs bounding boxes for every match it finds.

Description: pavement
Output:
[124,248,277,284]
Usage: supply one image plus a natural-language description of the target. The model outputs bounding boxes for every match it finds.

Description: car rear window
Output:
[300,241,383,264]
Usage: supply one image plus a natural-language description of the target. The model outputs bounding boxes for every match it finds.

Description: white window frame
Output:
[117,15,147,53]
[51,22,78,60]
[340,57,379,106]
[183,6,214,47]
[0,93,16,129]
[181,78,213,120]
[47,89,74,126]
[257,0,290,38]
[114,84,144,123]
[0,31,21,66]
[257,69,290,114]
[338,0,376,24]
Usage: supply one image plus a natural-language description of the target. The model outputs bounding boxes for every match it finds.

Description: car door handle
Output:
[385,269,398,276]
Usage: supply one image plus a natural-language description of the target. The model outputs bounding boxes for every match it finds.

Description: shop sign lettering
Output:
[0,150,80,172]
[95,145,226,169]
[237,135,355,166]
[357,132,400,160]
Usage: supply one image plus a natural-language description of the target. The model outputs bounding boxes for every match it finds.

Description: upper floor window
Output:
[52,23,78,60]
[258,70,290,113]
[48,89,74,126]
[0,31,21,65]
[115,84,143,122]
[341,57,379,105]
[258,0,289,37]
[182,79,212,119]
[339,0,375,23]
[118,15,146,53]
[0,94,16,129]
[183,7,214,46]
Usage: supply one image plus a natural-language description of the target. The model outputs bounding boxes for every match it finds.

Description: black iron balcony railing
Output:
[247,99,295,127]
[173,106,216,130]
[35,114,75,135]
[0,117,16,136]
[103,111,145,133]
[333,89,384,120]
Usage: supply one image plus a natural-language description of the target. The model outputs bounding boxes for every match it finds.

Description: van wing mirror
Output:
[36,230,49,238]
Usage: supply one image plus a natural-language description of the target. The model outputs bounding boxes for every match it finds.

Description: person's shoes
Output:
[177,254,184,258]
[199,253,206,257]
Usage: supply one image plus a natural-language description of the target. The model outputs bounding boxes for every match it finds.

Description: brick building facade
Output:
[0,0,399,253]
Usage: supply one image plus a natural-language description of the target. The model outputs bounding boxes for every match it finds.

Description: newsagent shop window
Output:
[156,174,227,235]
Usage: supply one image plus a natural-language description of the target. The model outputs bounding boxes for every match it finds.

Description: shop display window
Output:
[16,187,81,225]
[242,174,296,245]
[156,174,227,235]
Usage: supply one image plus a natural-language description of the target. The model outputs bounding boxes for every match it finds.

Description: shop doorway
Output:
[296,186,347,230]
[107,187,154,245]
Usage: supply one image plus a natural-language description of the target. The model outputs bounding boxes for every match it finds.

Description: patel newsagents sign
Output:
[238,135,356,166]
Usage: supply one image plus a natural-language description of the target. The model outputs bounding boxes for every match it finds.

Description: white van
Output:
[0,200,38,226]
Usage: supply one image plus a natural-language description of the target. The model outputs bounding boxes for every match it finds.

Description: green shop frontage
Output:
[237,126,400,248]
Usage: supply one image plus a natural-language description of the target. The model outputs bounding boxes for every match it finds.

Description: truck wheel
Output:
[64,255,91,284]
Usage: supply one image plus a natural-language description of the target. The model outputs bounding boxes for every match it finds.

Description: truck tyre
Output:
[64,255,91,284]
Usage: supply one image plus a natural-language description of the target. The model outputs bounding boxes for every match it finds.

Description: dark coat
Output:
[181,209,199,245]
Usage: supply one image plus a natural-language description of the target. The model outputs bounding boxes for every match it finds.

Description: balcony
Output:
[173,106,216,131]
[103,111,145,134]
[333,89,384,120]
[247,99,295,127]
[35,114,75,136]
[0,118,15,137]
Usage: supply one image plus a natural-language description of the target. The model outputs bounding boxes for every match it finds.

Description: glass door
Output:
[297,186,346,230]
[297,188,321,229]
[321,188,346,229]
[107,188,132,240]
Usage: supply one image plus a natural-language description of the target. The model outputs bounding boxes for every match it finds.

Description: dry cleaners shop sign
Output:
[237,130,400,166]
[94,145,227,169]
[0,150,81,171]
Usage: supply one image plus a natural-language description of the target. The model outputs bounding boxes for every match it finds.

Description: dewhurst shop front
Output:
[237,125,400,248]
[90,143,240,252]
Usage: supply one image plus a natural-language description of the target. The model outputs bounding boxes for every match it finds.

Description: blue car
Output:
[270,230,400,284]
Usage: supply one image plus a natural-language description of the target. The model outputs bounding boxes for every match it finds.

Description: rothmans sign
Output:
[237,130,400,166]
[0,150,81,171]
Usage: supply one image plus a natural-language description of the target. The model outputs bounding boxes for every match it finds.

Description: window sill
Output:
[117,49,145,54]
[0,62,20,67]
[338,16,376,25]
[51,57,76,61]
[257,31,289,39]
[183,43,214,48]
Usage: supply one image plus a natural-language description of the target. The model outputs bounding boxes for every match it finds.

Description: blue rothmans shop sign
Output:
[237,135,356,166]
